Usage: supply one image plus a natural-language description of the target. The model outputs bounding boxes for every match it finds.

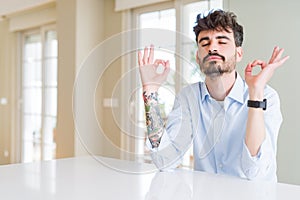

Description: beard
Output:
[199,53,237,77]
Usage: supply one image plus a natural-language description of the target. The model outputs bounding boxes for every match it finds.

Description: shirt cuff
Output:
[241,138,273,180]
[145,131,183,170]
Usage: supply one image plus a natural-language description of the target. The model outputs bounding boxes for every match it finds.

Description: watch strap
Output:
[247,99,267,110]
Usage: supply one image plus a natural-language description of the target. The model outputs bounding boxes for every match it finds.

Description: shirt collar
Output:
[227,72,245,104]
[200,81,210,102]
[200,72,245,104]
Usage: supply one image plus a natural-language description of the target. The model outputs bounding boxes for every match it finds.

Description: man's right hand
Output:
[138,45,170,92]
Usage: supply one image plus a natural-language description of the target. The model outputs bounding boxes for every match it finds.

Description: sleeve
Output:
[146,92,194,171]
[241,89,282,181]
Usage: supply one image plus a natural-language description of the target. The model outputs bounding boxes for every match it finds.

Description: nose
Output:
[209,49,218,54]
[208,40,218,54]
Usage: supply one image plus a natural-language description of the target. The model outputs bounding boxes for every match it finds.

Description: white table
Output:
[0,156,299,200]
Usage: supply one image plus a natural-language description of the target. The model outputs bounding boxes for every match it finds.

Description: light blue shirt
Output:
[147,73,282,181]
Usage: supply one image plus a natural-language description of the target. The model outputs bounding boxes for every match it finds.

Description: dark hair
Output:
[193,10,243,47]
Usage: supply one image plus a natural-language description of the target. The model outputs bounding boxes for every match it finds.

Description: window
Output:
[131,0,223,167]
[20,26,58,163]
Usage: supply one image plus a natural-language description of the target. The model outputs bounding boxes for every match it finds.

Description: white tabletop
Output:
[0,156,299,200]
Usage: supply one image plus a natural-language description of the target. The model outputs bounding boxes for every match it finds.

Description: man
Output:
[138,10,289,181]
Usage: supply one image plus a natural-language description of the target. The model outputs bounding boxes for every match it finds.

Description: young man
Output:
[138,10,289,181]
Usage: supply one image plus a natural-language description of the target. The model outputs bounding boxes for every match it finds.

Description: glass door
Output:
[21,26,58,162]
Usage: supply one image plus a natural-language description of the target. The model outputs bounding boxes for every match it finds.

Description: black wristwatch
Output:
[247,99,267,110]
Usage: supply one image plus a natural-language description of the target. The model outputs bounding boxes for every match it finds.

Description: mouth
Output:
[207,56,223,61]
[203,53,225,62]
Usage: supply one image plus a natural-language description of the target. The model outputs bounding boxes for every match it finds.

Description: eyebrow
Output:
[198,35,231,44]
[199,36,209,44]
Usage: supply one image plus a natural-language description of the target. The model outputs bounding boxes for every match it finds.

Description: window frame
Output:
[18,24,58,163]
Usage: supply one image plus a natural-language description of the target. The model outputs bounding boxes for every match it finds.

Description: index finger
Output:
[250,59,266,67]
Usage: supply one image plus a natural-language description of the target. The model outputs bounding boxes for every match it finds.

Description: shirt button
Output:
[218,163,223,168]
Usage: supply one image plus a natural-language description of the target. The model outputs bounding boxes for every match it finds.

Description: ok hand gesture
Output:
[138,45,170,92]
[245,46,289,99]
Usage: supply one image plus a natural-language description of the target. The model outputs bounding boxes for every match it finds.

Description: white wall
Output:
[226,0,300,185]
[56,0,76,158]
[73,0,122,159]
[73,0,105,157]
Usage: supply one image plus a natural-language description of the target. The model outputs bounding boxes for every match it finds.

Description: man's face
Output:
[196,29,242,77]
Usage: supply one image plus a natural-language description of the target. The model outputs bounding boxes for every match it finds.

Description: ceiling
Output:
[0,0,53,17]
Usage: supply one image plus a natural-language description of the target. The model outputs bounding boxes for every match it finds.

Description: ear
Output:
[236,47,243,63]
[196,50,200,64]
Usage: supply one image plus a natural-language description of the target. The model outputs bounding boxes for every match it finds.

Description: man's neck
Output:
[205,71,237,101]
